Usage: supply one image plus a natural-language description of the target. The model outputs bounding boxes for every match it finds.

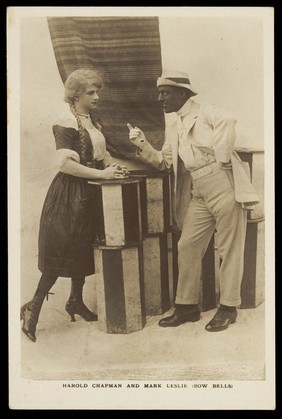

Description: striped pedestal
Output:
[143,234,171,315]
[94,244,146,334]
[214,218,265,309]
[240,219,265,308]
[129,170,171,235]
[199,235,217,311]
[215,149,264,308]
[88,178,144,246]
[172,230,217,312]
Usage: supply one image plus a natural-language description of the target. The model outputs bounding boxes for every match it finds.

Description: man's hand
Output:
[127,123,146,150]
[220,161,232,170]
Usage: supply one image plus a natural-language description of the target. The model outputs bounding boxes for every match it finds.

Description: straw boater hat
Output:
[157,70,197,95]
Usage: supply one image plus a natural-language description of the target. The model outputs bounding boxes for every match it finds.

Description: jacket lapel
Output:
[181,100,200,134]
[168,100,200,192]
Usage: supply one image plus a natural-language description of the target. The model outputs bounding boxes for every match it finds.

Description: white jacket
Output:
[138,99,260,228]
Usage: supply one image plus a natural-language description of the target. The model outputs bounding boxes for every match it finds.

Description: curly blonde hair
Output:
[64,68,104,165]
[64,68,104,104]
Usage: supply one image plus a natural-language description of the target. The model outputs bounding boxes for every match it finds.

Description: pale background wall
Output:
[19,15,265,263]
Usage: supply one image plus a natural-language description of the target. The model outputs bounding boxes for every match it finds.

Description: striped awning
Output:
[47,16,165,159]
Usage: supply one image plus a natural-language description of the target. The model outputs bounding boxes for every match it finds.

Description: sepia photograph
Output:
[8,6,275,410]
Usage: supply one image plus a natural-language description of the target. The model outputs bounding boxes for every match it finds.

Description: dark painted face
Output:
[157,85,190,113]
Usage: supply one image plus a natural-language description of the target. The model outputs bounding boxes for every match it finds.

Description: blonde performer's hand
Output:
[127,123,146,150]
[102,163,129,179]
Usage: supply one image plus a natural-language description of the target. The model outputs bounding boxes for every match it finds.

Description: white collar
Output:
[176,98,193,119]
[77,111,90,118]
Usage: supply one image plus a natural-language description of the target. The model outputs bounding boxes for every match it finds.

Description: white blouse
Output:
[54,110,113,170]
[79,114,108,161]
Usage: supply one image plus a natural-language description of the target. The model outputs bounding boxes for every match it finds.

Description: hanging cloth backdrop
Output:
[47,16,165,159]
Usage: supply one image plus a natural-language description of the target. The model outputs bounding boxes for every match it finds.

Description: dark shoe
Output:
[67,278,98,322]
[205,307,237,332]
[21,303,37,342]
[20,302,28,320]
[65,299,98,322]
[21,291,46,342]
[158,307,200,328]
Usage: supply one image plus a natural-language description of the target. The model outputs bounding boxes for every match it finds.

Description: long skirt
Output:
[38,172,97,277]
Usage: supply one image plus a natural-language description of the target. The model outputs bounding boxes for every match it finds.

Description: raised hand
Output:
[127,123,146,150]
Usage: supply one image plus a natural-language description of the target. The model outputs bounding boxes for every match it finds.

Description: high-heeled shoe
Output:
[65,299,98,322]
[20,302,28,321]
[21,290,46,342]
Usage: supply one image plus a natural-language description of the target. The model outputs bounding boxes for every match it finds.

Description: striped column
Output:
[214,219,265,309]
[199,234,217,311]
[129,170,171,235]
[94,244,146,334]
[240,219,265,308]
[143,234,170,315]
[225,150,264,308]
[89,178,144,246]
[129,170,172,315]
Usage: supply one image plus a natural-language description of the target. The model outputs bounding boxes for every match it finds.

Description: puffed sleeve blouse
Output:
[53,108,113,170]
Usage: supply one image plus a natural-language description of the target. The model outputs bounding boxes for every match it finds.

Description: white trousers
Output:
[175,167,247,307]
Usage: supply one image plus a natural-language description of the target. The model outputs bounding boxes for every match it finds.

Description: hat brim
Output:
[157,77,197,94]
